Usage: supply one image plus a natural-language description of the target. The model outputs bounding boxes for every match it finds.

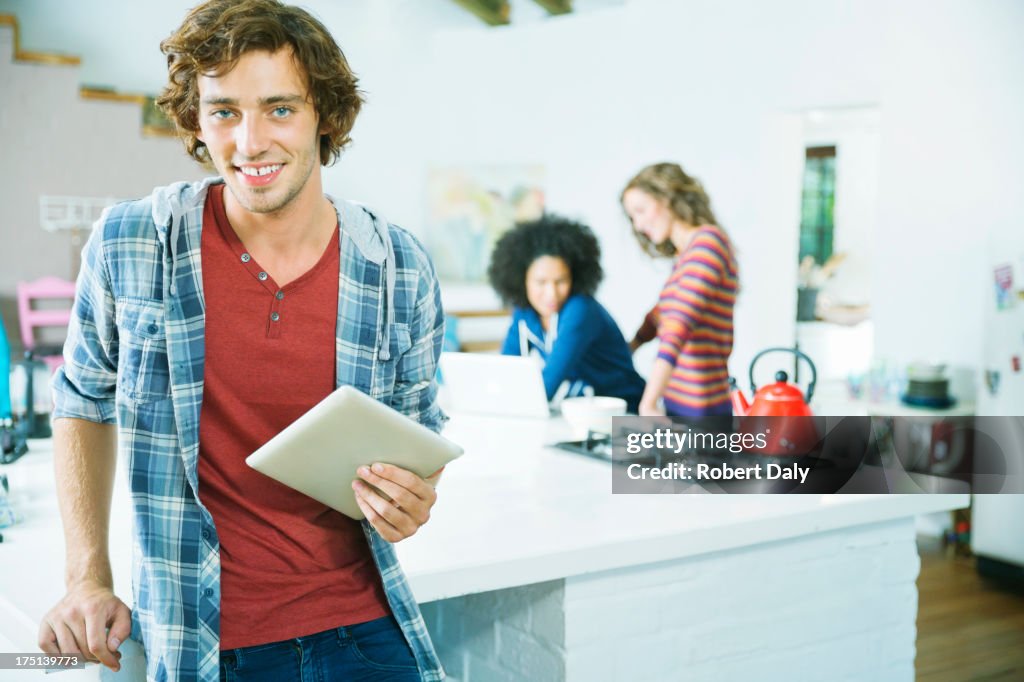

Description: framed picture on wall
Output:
[424,165,545,284]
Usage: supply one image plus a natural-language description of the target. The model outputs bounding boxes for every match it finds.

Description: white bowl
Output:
[560,396,628,439]
[907,362,947,380]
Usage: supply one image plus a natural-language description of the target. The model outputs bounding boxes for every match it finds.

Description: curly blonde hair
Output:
[621,162,720,257]
[156,0,364,167]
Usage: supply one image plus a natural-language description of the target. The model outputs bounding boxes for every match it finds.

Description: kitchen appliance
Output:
[553,432,619,463]
[0,312,28,465]
[730,347,821,455]
[9,355,52,439]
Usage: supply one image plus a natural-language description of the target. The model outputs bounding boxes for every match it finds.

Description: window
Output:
[799,146,836,265]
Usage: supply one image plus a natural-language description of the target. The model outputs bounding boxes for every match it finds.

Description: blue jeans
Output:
[219,615,421,681]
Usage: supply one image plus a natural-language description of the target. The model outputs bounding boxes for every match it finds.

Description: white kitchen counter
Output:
[0,415,968,681]
[397,414,966,601]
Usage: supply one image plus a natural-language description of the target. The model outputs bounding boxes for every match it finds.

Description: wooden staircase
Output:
[0,13,175,137]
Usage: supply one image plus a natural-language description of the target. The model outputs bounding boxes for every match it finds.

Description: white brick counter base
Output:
[421,518,919,682]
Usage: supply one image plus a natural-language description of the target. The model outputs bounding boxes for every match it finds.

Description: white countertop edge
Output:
[406,493,968,602]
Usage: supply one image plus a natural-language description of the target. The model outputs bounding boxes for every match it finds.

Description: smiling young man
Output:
[39,1,447,680]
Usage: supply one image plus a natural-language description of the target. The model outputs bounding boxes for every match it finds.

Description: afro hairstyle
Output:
[487,214,604,309]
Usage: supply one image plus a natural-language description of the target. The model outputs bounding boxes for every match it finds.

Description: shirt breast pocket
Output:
[115,299,171,404]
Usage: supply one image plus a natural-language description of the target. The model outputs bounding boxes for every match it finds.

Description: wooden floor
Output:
[916,541,1024,681]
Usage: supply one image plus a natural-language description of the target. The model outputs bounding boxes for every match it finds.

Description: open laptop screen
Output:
[439,352,550,418]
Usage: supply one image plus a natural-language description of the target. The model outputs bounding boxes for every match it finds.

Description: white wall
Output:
[346,0,890,378]
[871,0,1024,370]
[399,0,1023,378]
[0,0,480,93]
[0,23,204,353]
[2,0,1022,383]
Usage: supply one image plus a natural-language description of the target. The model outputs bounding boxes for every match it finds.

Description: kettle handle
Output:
[749,347,817,405]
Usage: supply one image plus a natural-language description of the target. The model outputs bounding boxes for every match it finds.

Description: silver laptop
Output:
[440,352,550,418]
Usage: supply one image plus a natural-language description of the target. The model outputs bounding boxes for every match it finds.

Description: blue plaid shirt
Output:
[52,178,447,681]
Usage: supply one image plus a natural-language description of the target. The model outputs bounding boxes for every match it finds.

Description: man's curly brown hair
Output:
[156,0,364,167]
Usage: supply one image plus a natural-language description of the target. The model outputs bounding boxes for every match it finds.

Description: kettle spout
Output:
[729,377,750,416]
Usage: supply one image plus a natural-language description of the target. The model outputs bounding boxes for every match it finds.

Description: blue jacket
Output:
[501,294,645,412]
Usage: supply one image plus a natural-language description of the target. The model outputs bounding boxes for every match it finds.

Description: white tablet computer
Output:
[246,385,463,521]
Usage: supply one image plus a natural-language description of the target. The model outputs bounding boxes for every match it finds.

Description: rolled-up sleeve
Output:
[51,222,118,424]
[656,272,707,365]
[656,312,692,365]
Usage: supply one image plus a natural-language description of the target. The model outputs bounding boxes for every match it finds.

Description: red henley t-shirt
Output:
[198,184,389,649]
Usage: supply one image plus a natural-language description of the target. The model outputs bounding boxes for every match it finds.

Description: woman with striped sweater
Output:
[621,163,739,418]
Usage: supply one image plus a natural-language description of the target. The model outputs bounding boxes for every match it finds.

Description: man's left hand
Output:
[352,464,442,542]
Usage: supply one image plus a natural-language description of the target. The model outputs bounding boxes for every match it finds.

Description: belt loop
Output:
[335,625,351,646]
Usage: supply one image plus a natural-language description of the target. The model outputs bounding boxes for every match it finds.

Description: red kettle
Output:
[730,347,820,455]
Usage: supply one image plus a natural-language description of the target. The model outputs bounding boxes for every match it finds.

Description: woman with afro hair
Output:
[487,214,645,412]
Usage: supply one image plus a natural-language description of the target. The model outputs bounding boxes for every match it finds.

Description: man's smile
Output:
[234,163,284,186]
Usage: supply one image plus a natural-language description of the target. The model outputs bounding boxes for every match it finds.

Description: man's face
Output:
[196,48,321,216]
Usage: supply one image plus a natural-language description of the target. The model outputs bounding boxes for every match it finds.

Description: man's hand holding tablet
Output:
[353,463,444,541]
[246,386,462,525]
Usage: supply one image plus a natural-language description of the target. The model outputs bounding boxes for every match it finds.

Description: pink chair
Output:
[16,276,76,373]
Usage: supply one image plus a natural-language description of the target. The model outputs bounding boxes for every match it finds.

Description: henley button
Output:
[270,312,280,322]
[258,271,268,281]
[275,291,284,300]
[241,253,251,263]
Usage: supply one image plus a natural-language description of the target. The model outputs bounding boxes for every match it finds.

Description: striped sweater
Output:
[656,225,738,416]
